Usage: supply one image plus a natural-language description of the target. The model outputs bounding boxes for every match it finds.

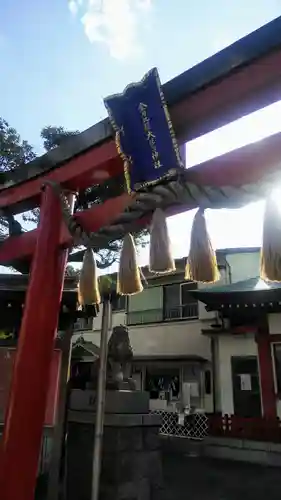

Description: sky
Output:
[1,0,281,272]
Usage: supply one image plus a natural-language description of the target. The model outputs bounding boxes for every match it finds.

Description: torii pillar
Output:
[0,185,70,500]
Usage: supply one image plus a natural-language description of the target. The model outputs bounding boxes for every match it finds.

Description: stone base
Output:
[66,391,163,500]
[69,389,150,414]
[100,414,163,500]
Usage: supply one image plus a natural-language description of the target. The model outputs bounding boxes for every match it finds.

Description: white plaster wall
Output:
[73,318,212,359]
[226,251,260,283]
[268,314,281,335]
[128,320,211,358]
[217,334,258,415]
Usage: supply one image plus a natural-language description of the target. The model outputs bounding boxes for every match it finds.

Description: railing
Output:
[127,308,163,325]
[208,414,281,443]
[164,303,198,321]
[151,410,208,440]
[127,303,198,326]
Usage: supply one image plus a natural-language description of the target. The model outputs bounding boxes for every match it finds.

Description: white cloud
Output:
[68,0,83,16]
[68,0,152,61]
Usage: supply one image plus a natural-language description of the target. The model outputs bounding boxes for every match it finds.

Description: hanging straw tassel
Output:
[117,233,143,295]
[260,195,281,281]
[78,248,101,306]
[185,208,220,283]
[149,208,175,274]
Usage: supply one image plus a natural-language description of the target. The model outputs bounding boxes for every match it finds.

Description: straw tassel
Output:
[78,248,101,306]
[260,195,281,281]
[117,233,143,295]
[149,208,175,274]
[185,208,220,283]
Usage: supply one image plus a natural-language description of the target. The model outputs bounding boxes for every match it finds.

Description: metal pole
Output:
[91,298,111,500]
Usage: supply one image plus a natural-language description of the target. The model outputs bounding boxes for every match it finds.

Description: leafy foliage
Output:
[0,118,148,268]
[40,126,79,151]
[0,118,36,172]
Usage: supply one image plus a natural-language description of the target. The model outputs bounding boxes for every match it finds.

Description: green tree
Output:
[40,125,79,151]
[21,125,80,225]
[41,125,148,269]
[0,119,148,268]
[0,118,37,235]
[0,118,36,172]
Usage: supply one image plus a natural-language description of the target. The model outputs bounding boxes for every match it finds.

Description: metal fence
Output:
[127,304,199,326]
[151,410,208,440]
[208,413,281,443]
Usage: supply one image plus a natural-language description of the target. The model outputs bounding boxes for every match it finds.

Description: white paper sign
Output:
[239,374,252,391]
[178,413,185,426]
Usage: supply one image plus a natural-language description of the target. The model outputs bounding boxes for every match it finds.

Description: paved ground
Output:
[36,454,281,499]
[159,453,281,500]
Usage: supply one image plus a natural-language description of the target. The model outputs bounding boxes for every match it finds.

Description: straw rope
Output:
[45,170,277,250]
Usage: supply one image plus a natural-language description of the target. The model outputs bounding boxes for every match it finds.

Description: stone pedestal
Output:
[66,390,163,500]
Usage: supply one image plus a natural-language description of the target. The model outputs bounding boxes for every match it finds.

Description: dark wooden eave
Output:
[0,273,77,290]
[191,277,281,311]
[133,354,207,363]
[0,274,78,312]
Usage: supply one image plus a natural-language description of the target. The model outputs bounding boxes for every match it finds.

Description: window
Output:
[273,344,281,393]
[163,282,198,320]
[127,287,163,325]
[145,367,180,400]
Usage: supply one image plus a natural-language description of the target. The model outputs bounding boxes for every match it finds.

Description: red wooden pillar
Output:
[257,328,276,418]
[0,185,70,500]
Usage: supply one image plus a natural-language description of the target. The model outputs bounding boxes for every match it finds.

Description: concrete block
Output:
[143,427,161,450]
[243,439,268,451]
[142,413,162,427]
[66,409,163,500]
[69,389,149,414]
[269,442,281,453]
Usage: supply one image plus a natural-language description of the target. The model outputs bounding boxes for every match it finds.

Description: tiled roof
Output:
[195,277,281,294]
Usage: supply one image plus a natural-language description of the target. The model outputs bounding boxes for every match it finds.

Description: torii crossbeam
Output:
[1,16,281,500]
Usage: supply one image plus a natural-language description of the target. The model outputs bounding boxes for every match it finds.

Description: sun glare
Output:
[270,188,281,215]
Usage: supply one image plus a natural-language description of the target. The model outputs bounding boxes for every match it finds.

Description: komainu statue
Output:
[107,325,136,390]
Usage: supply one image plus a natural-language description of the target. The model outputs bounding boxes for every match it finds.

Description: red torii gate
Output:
[1,15,281,500]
